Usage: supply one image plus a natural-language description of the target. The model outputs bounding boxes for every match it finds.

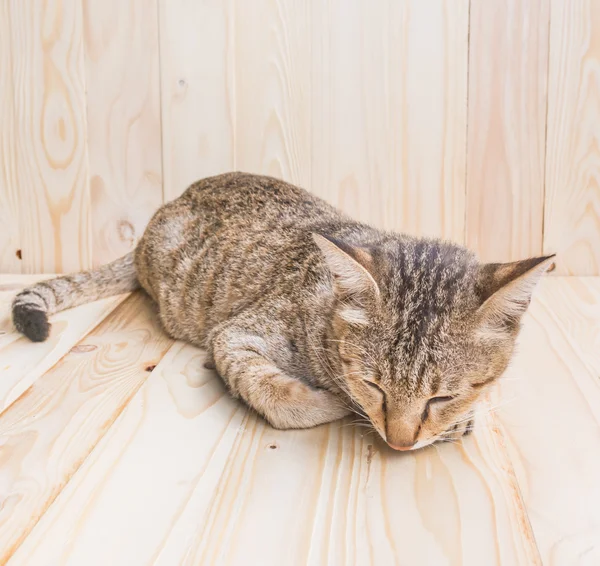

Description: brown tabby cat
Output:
[12,173,553,451]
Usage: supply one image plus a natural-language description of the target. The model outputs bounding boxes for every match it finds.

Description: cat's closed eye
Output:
[428,396,454,404]
[364,380,384,394]
[422,396,455,422]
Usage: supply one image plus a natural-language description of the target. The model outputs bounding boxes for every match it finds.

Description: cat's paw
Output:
[442,414,475,442]
[265,386,351,430]
[462,417,475,436]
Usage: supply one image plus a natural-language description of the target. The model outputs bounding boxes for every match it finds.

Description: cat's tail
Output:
[12,251,140,342]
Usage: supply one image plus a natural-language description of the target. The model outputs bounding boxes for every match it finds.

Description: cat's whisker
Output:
[357,428,378,439]
[339,421,373,430]
[445,404,513,436]
[448,398,519,429]
[306,341,366,417]
[470,398,518,419]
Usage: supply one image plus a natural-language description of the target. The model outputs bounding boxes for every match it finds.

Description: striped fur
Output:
[12,173,553,450]
[12,252,138,341]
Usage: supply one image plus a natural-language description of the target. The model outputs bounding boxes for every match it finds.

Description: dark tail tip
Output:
[12,304,50,342]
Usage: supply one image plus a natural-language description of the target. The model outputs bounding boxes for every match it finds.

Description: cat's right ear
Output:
[312,234,379,298]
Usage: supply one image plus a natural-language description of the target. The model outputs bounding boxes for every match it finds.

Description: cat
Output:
[12,172,554,451]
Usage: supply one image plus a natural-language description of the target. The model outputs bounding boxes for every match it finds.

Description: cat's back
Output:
[135,172,352,344]
[138,172,344,286]
[180,171,341,228]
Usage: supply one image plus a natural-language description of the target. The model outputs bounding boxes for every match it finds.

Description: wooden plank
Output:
[466,0,549,262]
[158,0,235,200]
[161,0,468,234]
[543,1,600,275]
[9,0,92,273]
[150,413,539,565]
[234,0,311,187]
[544,277,600,371]
[10,352,540,564]
[0,292,173,563]
[494,278,600,564]
[82,0,163,267]
[0,0,21,274]
[311,0,468,241]
[0,275,128,413]
[9,342,246,566]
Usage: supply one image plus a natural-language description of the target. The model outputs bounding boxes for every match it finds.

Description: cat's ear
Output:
[475,255,555,335]
[312,233,379,298]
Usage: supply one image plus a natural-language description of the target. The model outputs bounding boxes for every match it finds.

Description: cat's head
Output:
[313,233,554,451]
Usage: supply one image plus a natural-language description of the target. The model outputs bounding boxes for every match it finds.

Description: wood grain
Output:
[234,0,311,187]
[0,292,173,563]
[2,274,600,564]
[543,0,600,275]
[0,275,128,413]
[2,1,600,274]
[494,278,600,564]
[311,0,469,241]
[161,0,468,236]
[9,0,92,273]
[544,277,600,371]
[9,342,246,566]
[9,351,540,564]
[82,0,163,267]
[466,0,549,262]
[158,0,235,200]
[0,0,21,274]
[157,412,538,565]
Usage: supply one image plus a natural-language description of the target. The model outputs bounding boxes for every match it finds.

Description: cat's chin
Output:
[385,438,436,451]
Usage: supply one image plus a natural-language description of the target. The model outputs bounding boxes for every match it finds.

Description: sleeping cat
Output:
[12,173,553,451]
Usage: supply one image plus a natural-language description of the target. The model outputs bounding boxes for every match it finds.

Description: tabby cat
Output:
[12,173,553,451]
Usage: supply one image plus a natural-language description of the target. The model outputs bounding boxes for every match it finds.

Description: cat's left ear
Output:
[475,254,555,334]
[312,234,379,298]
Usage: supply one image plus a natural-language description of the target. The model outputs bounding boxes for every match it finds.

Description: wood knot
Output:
[118,220,136,246]
[145,364,157,372]
[15,249,22,260]
[267,443,278,450]
[70,344,97,353]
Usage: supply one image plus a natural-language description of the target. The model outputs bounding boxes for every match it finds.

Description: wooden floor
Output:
[0,275,599,566]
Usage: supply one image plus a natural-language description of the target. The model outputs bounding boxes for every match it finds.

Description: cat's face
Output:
[314,233,554,451]
[334,313,513,449]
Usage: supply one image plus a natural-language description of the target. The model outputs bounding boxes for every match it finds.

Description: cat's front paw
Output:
[442,414,475,442]
[462,417,475,436]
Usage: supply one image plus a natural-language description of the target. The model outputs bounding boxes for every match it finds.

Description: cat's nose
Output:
[388,442,415,451]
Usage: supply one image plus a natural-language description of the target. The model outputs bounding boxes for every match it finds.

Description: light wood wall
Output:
[0,0,598,275]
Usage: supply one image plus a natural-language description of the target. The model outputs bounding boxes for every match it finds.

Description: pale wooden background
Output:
[0,0,598,275]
